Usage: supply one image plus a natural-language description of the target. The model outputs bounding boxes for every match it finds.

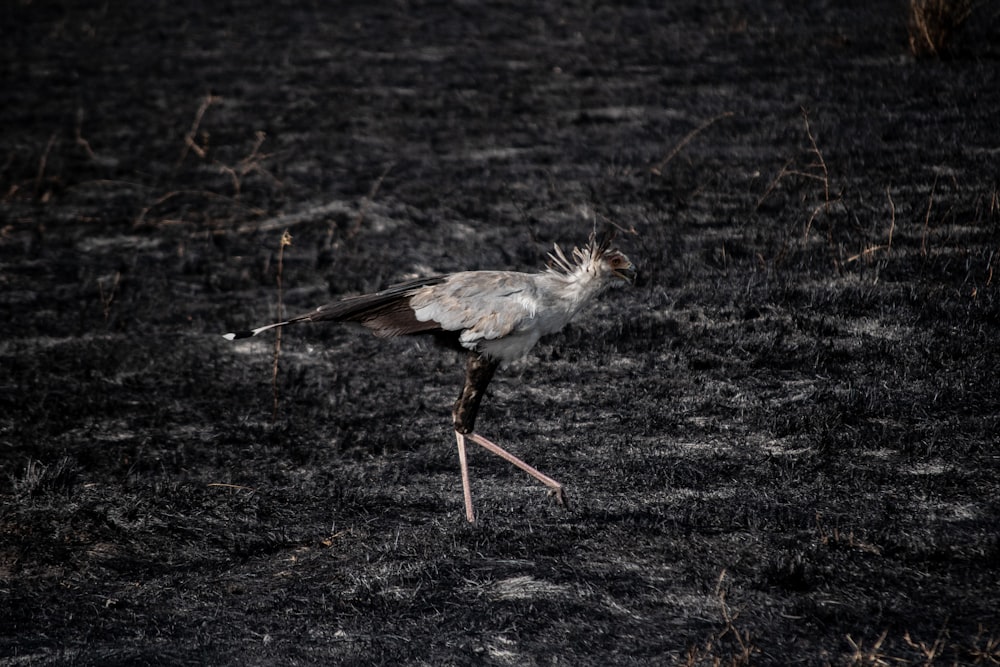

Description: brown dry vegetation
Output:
[908,0,973,56]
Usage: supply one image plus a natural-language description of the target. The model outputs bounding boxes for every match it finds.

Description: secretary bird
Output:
[223,233,636,523]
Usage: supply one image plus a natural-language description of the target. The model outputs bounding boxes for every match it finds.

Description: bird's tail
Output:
[222,275,448,341]
[222,320,295,340]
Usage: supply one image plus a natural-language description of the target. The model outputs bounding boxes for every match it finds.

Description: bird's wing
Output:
[409,271,541,344]
[224,271,545,347]
[291,275,450,337]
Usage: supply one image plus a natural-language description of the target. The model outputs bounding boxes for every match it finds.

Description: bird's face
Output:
[602,249,637,285]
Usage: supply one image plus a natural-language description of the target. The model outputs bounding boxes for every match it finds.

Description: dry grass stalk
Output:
[218,130,281,195]
[920,176,938,257]
[846,186,896,264]
[757,111,833,215]
[761,109,843,268]
[271,230,293,422]
[814,513,883,555]
[799,109,836,242]
[903,627,950,664]
[33,132,57,201]
[845,629,890,666]
[684,570,758,667]
[908,0,972,57]
[969,624,1000,664]
[74,108,97,160]
[206,483,256,492]
[174,95,280,194]
[651,111,734,176]
[595,210,639,238]
[98,271,121,323]
[177,94,220,167]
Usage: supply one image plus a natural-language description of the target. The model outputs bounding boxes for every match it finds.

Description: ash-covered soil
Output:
[2,1,999,665]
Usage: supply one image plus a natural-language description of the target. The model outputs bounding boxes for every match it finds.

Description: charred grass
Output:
[2,0,1000,665]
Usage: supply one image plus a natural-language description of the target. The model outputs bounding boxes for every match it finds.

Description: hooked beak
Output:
[614,263,638,284]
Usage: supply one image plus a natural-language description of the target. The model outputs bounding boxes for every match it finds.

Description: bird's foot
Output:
[549,486,571,511]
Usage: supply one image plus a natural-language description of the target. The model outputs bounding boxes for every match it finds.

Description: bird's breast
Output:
[477,329,542,363]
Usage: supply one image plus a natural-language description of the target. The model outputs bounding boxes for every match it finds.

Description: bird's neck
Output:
[545,262,608,313]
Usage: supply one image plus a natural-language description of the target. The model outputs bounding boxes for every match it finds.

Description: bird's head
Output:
[547,231,638,288]
[599,247,638,286]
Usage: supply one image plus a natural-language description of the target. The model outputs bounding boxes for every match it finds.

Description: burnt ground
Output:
[2,1,999,665]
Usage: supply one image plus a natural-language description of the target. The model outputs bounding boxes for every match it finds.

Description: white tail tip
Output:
[222,321,290,341]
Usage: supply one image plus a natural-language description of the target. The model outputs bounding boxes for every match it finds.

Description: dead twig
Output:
[650,111,734,176]
[177,93,221,168]
[218,130,282,195]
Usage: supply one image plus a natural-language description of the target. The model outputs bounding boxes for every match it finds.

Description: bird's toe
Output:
[549,486,570,511]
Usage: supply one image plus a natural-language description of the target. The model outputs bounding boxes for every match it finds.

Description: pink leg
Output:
[465,432,568,508]
[455,432,476,523]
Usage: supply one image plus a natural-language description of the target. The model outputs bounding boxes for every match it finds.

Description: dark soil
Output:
[2,1,999,665]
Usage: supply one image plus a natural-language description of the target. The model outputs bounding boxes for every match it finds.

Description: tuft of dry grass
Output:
[908,0,972,57]
[845,629,891,667]
[684,570,759,667]
[759,108,844,269]
[840,624,1000,666]
[969,624,1000,665]
[846,185,896,265]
